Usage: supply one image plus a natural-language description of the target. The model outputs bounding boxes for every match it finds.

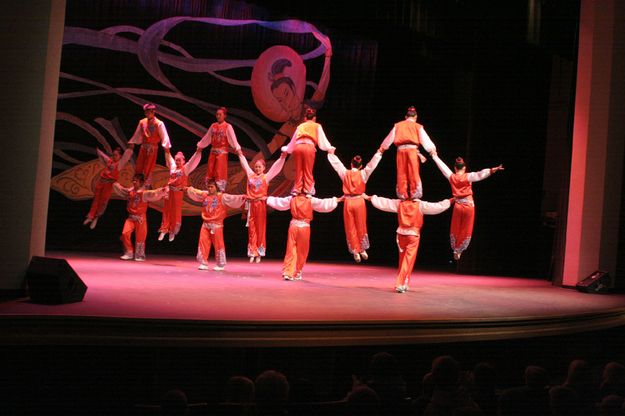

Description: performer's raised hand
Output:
[491,164,505,173]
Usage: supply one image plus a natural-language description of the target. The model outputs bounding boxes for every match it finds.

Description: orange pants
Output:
[206,150,228,191]
[283,224,311,278]
[197,224,226,267]
[343,197,369,254]
[396,233,421,288]
[292,143,316,195]
[135,143,158,184]
[247,200,267,257]
[450,202,475,256]
[159,190,183,235]
[396,147,422,199]
[121,217,147,259]
[87,180,114,219]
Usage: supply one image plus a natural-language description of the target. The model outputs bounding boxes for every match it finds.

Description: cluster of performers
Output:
[82,103,503,293]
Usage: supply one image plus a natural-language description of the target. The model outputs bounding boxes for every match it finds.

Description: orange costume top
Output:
[370,196,451,235]
[266,195,338,225]
[113,184,168,219]
[379,119,436,152]
[97,148,132,182]
[327,152,383,195]
[238,153,287,200]
[432,155,492,205]
[185,188,246,225]
[196,121,241,153]
[281,120,335,153]
[128,117,171,147]
[165,151,202,191]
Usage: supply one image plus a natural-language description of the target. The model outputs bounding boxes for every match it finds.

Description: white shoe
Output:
[360,251,368,260]
[168,233,175,242]
[453,251,461,261]
[120,253,133,260]
[249,256,255,263]
[213,265,225,271]
[198,264,209,271]
[89,217,98,229]
[83,217,92,225]
[395,286,407,293]
[134,257,145,262]
[283,275,293,281]
[255,256,261,263]
[294,272,302,280]
[158,232,166,241]
[353,253,361,263]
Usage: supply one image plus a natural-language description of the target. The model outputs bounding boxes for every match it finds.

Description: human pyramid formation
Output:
[82,103,503,293]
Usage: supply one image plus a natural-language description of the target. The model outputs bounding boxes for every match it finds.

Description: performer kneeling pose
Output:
[84,147,133,229]
[113,173,169,261]
[431,153,504,260]
[158,148,202,242]
[237,150,288,263]
[368,194,451,293]
[327,148,383,263]
[185,180,245,271]
[266,193,339,281]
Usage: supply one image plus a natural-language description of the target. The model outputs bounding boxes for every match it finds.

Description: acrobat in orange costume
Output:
[196,107,241,192]
[432,155,503,260]
[238,151,287,262]
[378,107,436,200]
[114,176,168,261]
[128,103,171,186]
[327,150,383,262]
[281,109,335,196]
[186,183,245,271]
[370,195,451,292]
[158,149,202,242]
[84,147,133,229]
[266,194,338,280]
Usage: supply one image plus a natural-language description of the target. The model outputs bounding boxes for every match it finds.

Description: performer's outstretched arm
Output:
[183,149,203,176]
[327,153,347,179]
[378,127,396,153]
[112,182,130,198]
[222,193,246,209]
[118,149,133,169]
[362,151,384,182]
[196,125,214,149]
[431,155,453,179]
[185,186,208,202]
[266,196,293,211]
[370,195,400,213]
[316,125,335,152]
[226,124,242,153]
[157,121,171,149]
[310,197,338,213]
[419,199,452,215]
[265,152,288,183]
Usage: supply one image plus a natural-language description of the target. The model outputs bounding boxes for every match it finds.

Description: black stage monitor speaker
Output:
[575,270,611,294]
[26,256,87,304]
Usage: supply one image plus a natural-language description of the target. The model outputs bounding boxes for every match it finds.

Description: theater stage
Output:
[1,252,625,347]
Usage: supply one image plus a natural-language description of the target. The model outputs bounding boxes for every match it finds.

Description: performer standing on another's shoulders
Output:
[431,153,504,260]
[128,103,172,187]
[327,148,383,263]
[196,107,242,192]
[378,106,437,200]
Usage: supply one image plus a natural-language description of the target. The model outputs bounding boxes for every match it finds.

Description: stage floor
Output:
[2,252,625,347]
